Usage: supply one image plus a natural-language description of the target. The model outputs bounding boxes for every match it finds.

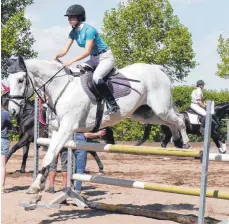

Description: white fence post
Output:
[198,101,213,224]
[33,96,39,181]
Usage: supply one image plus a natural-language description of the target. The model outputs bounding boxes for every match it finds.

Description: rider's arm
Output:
[53,39,73,60]
[83,129,106,139]
[197,100,206,108]
[68,40,94,64]
[196,88,206,108]
[66,28,96,64]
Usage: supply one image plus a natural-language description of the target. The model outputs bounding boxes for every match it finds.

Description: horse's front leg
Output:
[27,124,73,194]
[20,143,30,173]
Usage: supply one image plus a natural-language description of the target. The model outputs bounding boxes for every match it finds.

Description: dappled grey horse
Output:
[7,55,190,195]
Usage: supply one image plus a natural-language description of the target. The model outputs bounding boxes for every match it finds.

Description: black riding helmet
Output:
[196,80,205,87]
[64,5,86,22]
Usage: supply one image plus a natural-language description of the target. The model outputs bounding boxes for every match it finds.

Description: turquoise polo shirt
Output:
[68,23,108,55]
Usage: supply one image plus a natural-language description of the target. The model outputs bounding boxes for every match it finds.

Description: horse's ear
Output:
[6,58,16,67]
[18,55,27,72]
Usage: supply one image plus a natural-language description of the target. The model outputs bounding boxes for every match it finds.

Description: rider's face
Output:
[200,84,204,89]
[68,16,79,27]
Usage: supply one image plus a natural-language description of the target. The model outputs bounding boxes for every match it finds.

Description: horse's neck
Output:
[215,104,228,119]
[27,60,70,105]
[19,103,33,120]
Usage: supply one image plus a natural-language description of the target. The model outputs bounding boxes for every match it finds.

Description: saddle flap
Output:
[80,69,131,102]
[186,110,202,125]
[186,108,196,114]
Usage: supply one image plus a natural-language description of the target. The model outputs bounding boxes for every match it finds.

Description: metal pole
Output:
[33,96,39,181]
[198,101,213,224]
[227,119,229,142]
[67,148,72,187]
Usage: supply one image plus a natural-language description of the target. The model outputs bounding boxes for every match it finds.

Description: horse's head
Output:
[215,102,229,119]
[7,55,33,116]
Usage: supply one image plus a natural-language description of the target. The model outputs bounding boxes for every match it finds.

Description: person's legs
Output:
[60,148,68,190]
[190,103,206,116]
[92,50,119,113]
[73,133,88,193]
[74,150,87,193]
[45,155,58,193]
[48,171,57,187]
[190,103,207,134]
[1,155,6,193]
[1,138,10,193]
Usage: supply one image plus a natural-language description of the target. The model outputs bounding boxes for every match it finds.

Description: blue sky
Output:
[24,0,229,91]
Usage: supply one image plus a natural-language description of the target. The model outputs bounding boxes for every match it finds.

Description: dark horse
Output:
[136,102,229,153]
[4,92,115,173]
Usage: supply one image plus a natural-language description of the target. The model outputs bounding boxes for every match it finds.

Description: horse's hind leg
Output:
[89,151,104,173]
[21,143,30,173]
[145,99,190,148]
[131,110,181,145]
[135,124,152,146]
[161,125,172,148]
[158,108,190,148]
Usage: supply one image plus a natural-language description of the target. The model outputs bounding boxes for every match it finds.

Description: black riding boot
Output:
[200,116,206,135]
[96,79,120,113]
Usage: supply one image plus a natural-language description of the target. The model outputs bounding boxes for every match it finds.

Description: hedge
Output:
[9,86,229,142]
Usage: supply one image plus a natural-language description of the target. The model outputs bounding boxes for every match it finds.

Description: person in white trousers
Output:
[190,80,206,133]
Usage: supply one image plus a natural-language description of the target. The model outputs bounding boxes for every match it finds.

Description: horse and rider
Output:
[190,80,207,134]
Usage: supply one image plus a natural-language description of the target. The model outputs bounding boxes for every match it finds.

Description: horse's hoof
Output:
[161,143,167,148]
[183,143,192,149]
[14,170,24,174]
[20,169,26,173]
[26,186,40,194]
[40,183,46,191]
[98,170,104,175]
[218,147,227,154]
[135,141,142,146]
[29,194,42,204]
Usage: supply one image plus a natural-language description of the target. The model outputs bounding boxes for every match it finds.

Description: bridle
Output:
[7,55,68,115]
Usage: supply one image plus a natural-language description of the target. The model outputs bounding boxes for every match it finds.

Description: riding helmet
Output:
[196,80,205,86]
[64,5,86,22]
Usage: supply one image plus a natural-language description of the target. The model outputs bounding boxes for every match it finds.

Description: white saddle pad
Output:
[187,112,201,125]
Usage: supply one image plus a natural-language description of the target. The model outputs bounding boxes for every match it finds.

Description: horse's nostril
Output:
[12,109,16,116]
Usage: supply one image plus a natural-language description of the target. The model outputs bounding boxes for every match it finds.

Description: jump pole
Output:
[37,138,201,157]
[72,174,229,200]
[37,138,229,161]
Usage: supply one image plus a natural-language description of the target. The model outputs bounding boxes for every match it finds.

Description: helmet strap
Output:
[72,21,82,30]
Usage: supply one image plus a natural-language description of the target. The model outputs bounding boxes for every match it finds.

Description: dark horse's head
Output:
[215,102,229,120]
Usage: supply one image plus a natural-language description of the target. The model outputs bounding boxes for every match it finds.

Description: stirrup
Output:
[106,102,120,114]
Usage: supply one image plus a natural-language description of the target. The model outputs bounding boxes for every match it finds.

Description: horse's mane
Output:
[27,59,63,72]
[218,101,229,106]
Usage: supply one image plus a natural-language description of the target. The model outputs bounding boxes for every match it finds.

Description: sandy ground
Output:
[1,141,229,224]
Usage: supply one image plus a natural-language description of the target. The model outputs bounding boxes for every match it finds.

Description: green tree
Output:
[216,34,229,79]
[102,0,197,81]
[1,0,37,78]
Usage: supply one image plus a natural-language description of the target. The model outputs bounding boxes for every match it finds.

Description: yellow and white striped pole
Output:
[72,174,229,200]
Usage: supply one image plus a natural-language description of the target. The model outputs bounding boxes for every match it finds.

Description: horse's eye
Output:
[18,79,23,83]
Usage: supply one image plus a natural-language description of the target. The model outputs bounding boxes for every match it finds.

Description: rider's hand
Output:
[52,56,58,61]
[97,129,106,137]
